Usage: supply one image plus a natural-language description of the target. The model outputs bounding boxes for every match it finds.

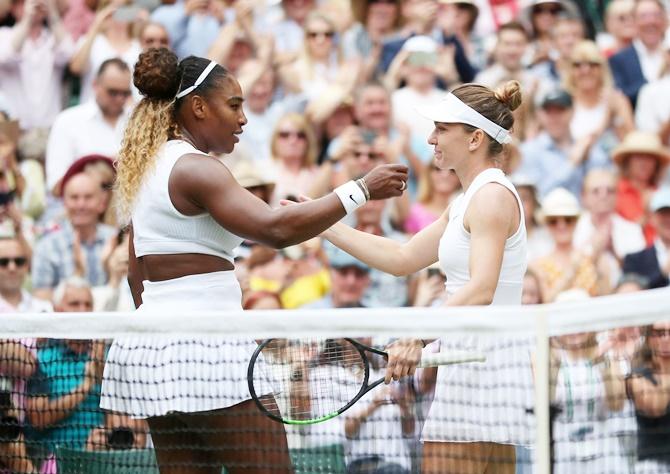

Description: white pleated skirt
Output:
[421,334,535,446]
[100,271,267,418]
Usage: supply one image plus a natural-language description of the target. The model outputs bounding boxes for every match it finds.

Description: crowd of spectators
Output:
[1,0,670,472]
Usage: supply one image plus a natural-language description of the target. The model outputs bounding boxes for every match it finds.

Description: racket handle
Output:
[417,351,487,368]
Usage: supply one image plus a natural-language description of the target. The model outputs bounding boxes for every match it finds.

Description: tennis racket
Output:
[247,337,486,425]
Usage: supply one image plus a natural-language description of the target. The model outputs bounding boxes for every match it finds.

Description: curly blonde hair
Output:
[115,99,179,222]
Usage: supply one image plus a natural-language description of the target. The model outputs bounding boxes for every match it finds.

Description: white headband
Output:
[416,93,513,145]
[176,61,217,99]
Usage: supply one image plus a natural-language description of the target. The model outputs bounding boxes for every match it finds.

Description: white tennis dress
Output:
[100,140,266,418]
[421,168,535,445]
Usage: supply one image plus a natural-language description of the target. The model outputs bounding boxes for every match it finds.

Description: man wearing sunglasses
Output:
[0,237,52,313]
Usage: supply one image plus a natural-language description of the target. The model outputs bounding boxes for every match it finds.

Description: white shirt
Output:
[392,87,449,142]
[636,76,670,133]
[76,34,142,104]
[654,238,669,268]
[0,290,52,313]
[0,27,75,129]
[45,101,129,190]
[573,212,646,260]
[633,39,664,82]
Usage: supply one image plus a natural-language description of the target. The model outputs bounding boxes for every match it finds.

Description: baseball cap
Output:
[401,35,439,54]
[537,88,573,109]
[324,242,370,273]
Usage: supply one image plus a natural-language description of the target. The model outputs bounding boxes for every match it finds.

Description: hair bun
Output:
[494,80,523,112]
[133,48,181,101]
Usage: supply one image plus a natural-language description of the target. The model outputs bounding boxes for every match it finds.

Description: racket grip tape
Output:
[417,351,487,368]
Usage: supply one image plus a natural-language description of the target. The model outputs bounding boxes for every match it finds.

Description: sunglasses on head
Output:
[307,31,335,39]
[546,216,577,226]
[278,130,307,140]
[0,257,27,268]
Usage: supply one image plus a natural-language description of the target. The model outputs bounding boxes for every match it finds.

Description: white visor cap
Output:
[416,93,513,145]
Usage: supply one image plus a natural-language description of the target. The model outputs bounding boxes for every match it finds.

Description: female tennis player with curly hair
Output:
[100,47,408,474]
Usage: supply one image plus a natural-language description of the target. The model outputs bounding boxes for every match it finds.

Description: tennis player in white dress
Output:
[100,48,408,474]
[318,80,532,473]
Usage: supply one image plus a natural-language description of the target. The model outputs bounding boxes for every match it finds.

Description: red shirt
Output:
[616,178,656,244]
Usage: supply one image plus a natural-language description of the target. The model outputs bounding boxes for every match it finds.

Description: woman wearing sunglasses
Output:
[531,187,611,303]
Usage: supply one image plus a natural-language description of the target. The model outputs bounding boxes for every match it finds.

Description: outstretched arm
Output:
[322,210,448,277]
[172,155,407,249]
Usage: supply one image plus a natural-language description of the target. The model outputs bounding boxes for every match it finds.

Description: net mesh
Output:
[0,288,668,473]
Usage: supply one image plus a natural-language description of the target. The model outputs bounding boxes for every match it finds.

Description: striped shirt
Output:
[31,221,116,290]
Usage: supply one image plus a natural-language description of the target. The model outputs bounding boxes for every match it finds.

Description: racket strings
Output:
[253,338,367,422]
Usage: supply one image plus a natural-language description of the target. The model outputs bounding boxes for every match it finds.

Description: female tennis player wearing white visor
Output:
[318,80,533,473]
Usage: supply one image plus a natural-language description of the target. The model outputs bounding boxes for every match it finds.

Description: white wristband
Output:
[334,180,367,214]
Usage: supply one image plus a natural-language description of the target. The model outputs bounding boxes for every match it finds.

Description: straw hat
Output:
[612,130,670,165]
[540,187,580,217]
[230,160,275,191]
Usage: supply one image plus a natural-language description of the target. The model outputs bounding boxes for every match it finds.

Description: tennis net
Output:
[0,287,668,473]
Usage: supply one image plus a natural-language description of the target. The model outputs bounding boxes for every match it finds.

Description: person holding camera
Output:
[85,412,148,452]
[25,278,105,461]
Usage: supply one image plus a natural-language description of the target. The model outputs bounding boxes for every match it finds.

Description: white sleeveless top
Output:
[132,140,243,262]
[438,167,527,304]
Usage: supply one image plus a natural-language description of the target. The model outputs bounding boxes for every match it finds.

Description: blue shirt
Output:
[151,2,221,58]
[31,221,116,290]
[26,341,104,451]
[517,132,612,199]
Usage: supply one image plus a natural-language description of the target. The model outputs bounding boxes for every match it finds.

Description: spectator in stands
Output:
[45,58,131,194]
[574,169,646,285]
[69,0,141,104]
[138,21,170,51]
[600,0,635,57]
[531,188,611,302]
[26,277,104,460]
[307,245,371,309]
[267,0,316,60]
[522,268,543,305]
[281,11,360,101]
[609,0,668,107]
[85,412,149,451]
[150,0,223,58]
[550,289,625,474]
[613,130,670,244]
[524,0,574,67]
[531,12,585,85]
[61,0,95,42]
[626,321,670,471]
[242,290,282,310]
[352,199,409,308]
[0,0,75,131]
[388,36,449,143]
[32,172,116,301]
[623,187,670,289]
[635,38,670,145]
[437,0,486,72]
[404,163,459,234]
[475,22,536,93]
[343,0,401,82]
[510,175,552,261]
[566,40,634,150]
[269,113,320,207]
[517,87,609,199]
[0,130,37,245]
[0,236,51,312]
[344,377,415,474]
[92,228,132,312]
